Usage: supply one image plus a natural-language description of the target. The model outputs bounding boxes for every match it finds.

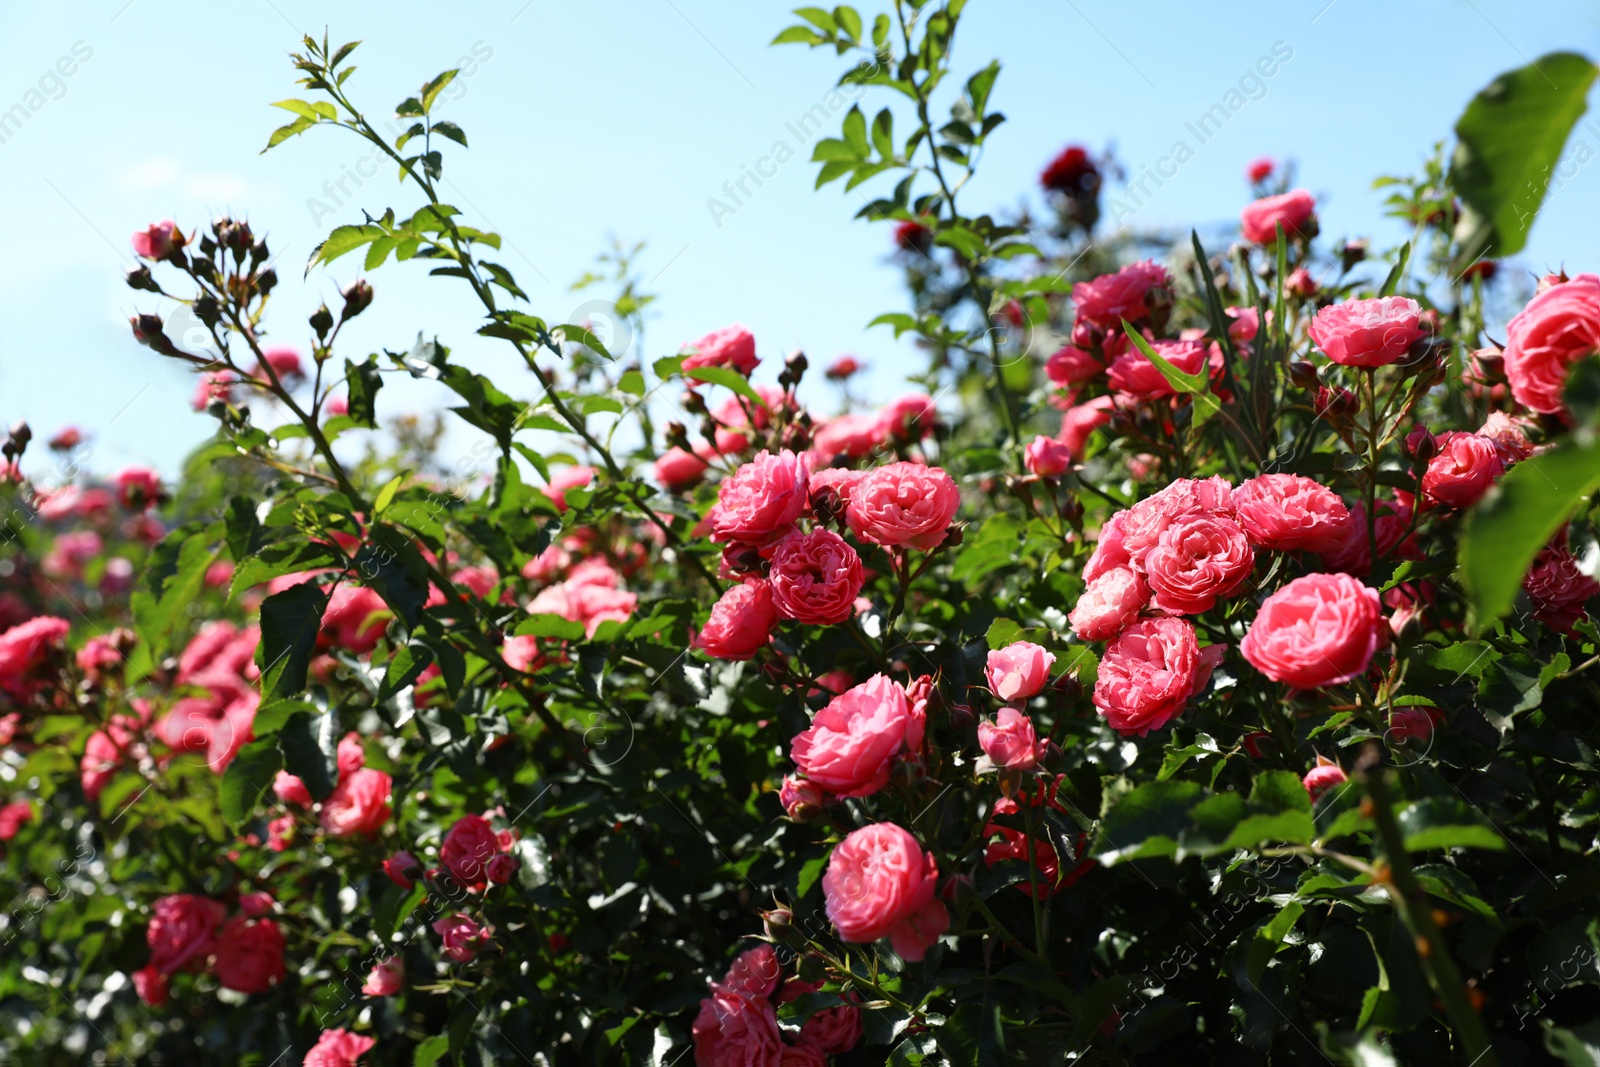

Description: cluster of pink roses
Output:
[692,943,863,1067]
[691,450,959,660]
[134,890,285,1006]
[273,730,392,838]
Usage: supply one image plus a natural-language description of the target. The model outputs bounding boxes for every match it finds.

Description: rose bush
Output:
[2,8,1599,1065]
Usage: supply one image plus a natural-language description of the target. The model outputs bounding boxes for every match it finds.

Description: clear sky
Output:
[4,0,1599,479]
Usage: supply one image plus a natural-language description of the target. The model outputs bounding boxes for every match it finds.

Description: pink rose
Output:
[146,893,225,974]
[1240,188,1316,244]
[362,956,404,997]
[781,1047,826,1067]
[213,916,286,994]
[0,800,32,839]
[1060,396,1115,457]
[878,392,938,443]
[440,814,503,887]
[1024,434,1074,476]
[769,530,864,625]
[790,674,920,798]
[337,732,365,776]
[1478,411,1534,463]
[798,999,864,1054]
[527,574,637,638]
[1143,513,1254,615]
[1422,432,1503,508]
[1045,344,1103,386]
[845,462,960,551]
[682,324,759,375]
[1070,566,1148,641]
[305,1029,376,1067]
[710,450,810,546]
[1502,273,1600,415]
[1388,706,1443,743]
[985,641,1055,701]
[1092,617,1220,736]
[132,965,168,1007]
[811,413,887,464]
[255,345,304,382]
[713,944,783,1001]
[382,851,421,890]
[693,579,779,660]
[1230,474,1351,553]
[433,913,492,962]
[541,465,596,511]
[655,446,710,491]
[822,823,949,961]
[978,707,1041,771]
[1302,758,1349,803]
[1241,572,1385,688]
[1113,476,1236,571]
[1524,542,1600,634]
[131,219,179,259]
[319,585,389,654]
[1226,305,1261,343]
[827,354,862,378]
[319,768,392,837]
[1245,157,1274,183]
[237,891,274,918]
[1308,296,1426,368]
[0,615,69,701]
[692,988,783,1067]
[1071,261,1172,329]
[1107,339,1208,399]
[114,466,164,510]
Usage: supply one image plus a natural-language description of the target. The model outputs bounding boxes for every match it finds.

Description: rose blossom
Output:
[1226,305,1262,343]
[362,956,404,997]
[131,219,179,259]
[768,529,864,625]
[1045,344,1103,386]
[541,465,596,511]
[1115,476,1236,569]
[790,674,923,798]
[1388,706,1443,743]
[255,345,304,381]
[822,823,949,961]
[1307,296,1426,368]
[213,916,286,994]
[115,466,164,510]
[879,392,938,443]
[654,446,710,491]
[0,615,70,701]
[1092,617,1220,736]
[1230,473,1351,553]
[1320,497,1414,576]
[985,641,1055,701]
[1240,188,1316,244]
[1107,339,1208,399]
[319,768,392,837]
[132,966,168,1007]
[1071,261,1171,329]
[1060,396,1115,457]
[1245,157,1274,183]
[433,913,491,962]
[1024,434,1074,476]
[146,893,225,974]
[1524,542,1600,634]
[845,462,960,551]
[1070,566,1148,641]
[383,851,421,890]
[1302,758,1349,803]
[1422,432,1504,508]
[1040,144,1099,194]
[811,413,886,464]
[1241,572,1385,688]
[1478,411,1534,463]
[693,580,779,659]
[440,814,503,887]
[0,800,31,839]
[1502,272,1600,415]
[682,324,759,375]
[692,950,784,1067]
[978,707,1041,772]
[1143,513,1255,615]
[779,775,830,820]
[710,450,810,545]
[799,999,864,1054]
[304,1029,377,1067]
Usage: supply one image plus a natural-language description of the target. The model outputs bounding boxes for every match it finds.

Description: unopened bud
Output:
[1405,427,1437,462]
[125,265,158,292]
[340,278,373,320]
[948,702,975,732]
[194,293,221,329]
[1052,673,1083,701]
[1288,360,1320,390]
[131,313,173,353]
[891,754,926,789]
[681,389,708,416]
[941,525,964,548]
[940,874,975,907]
[664,421,691,452]
[761,907,793,939]
[256,267,278,297]
[1341,240,1368,272]
[309,304,334,338]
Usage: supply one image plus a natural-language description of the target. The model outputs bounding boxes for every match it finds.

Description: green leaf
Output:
[433,120,467,147]
[343,355,383,428]
[966,60,1000,116]
[281,707,341,802]
[772,25,826,45]
[1450,52,1599,266]
[220,739,282,829]
[355,524,429,630]
[307,223,384,275]
[515,613,586,642]
[1396,797,1505,852]
[1379,241,1410,297]
[833,5,862,40]
[842,105,869,157]
[257,581,327,702]
[131,522,222,659]
[420,69,459,113]
[413,1034,449,1067]
[381,642,434,702]
[684,365,769,410]
[1459,434,1600,627]
[262,114,316,152]
[871,107,895,160]
[1122,322,1205,393]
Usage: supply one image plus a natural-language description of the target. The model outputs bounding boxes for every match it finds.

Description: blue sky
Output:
[4,0,1599,478]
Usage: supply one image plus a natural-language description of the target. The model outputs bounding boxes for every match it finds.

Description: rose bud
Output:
[948,702,975,732]
[664,421,692,452]
[1341,239,1368,271]
[940,873,975,907]
[1405,427,1438,462]
[1288,360,1320,390]
[256,267,279,297]
[1315,385,1358,422]
[309,303,334,338]
[126,265,158,292]
[130,314,174,354]
[341,278,374,320]
[1286,267,1318,298]
[680,389,708,416]
[761,906,794,940]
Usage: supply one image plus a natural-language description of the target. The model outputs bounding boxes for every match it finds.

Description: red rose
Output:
[146,893,226,974]
[1241,572,1385,688]
[1093,617,1221,736]
[213,916,286,994]
[0,616,70,702]
[319,768,392,837]
[1040,144,1100,195]
[440,814,502,887]
[1421,432,1503,509]
[692,580,779,661]
[1024,434,1074,476]
[1143,513,1255,615]
[768,529,864,625]
[1524,542,1600,634]
[304,1028,377,1067]
[433,912,492,962]
[1302,758,1349,802]
[844,462,959,551]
